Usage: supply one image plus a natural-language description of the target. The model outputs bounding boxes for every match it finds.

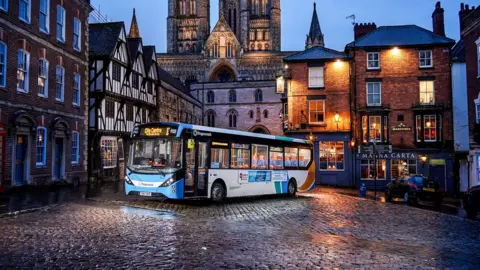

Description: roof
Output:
[157,67,190,95]
[143,46,155,74]
[89,22,124,57]
[284,46,348,62]
[346,25,455,48]
[127,38,142,63]
[451,39,465,62]
[128,9,140,38]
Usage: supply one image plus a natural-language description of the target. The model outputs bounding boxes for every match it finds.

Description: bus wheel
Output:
[287,180,296,197]
[211,182,224,202]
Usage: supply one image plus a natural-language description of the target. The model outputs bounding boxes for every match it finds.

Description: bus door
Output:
[195,141,209,197]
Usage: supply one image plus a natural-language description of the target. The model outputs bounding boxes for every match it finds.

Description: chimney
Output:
[432,1,445,37]
[459,3,475,34]
[354,23,377,40]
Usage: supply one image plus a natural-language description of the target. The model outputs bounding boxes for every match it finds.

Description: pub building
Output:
[348,2,456,192]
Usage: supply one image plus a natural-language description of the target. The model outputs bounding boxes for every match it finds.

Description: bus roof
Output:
[136,122,312,145]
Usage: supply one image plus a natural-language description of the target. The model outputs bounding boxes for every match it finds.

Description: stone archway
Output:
[208,61,238,82]
[249,125,271,135]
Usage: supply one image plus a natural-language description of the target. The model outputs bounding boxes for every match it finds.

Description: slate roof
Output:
[89,22,125,57]
[127,38,142,63]
[157,67,190,96]
[143,46,155,74]
[346,25,455,48]
[451,39,465,62]
[284,46,348,62]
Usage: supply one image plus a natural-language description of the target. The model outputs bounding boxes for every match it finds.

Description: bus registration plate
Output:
[139,192,152,196]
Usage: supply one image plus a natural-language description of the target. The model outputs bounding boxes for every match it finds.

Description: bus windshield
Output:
[128,138,183,174]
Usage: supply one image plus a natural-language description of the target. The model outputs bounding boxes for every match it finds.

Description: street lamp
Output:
[334,112,340,130]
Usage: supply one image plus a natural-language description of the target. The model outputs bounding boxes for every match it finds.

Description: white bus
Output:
[125,123,315,202]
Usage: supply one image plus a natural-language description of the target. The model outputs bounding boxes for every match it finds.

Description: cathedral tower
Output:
[167,0,210,54]
[305,2,324,49]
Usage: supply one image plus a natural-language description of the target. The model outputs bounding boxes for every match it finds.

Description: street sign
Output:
[376,145,392,154]
[359,145,374,154]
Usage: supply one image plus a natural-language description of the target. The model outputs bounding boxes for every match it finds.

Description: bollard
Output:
[360,183,367,197]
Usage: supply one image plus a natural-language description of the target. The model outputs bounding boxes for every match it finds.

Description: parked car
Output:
[463,185,480,219]
[386,175,443,206]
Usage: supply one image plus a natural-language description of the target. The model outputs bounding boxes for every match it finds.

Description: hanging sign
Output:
[188,139,195,149]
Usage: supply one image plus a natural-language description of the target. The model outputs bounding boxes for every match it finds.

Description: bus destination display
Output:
[140,127,175,137]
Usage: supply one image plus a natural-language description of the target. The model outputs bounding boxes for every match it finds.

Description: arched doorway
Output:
[208,62,238,82]
[249,125,271,135]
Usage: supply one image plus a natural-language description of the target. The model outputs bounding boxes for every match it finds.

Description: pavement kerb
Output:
[0,204,58,219]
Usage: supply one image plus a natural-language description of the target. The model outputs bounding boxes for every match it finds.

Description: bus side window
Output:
[231,144,250,169]
[211,148,229,169]
[299,148,311,168]
[285,147,298,168]
[251,144,268,170]
[269,147,284,170]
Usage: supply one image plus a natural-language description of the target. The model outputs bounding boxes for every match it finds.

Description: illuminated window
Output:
[319,141,344,171]
[17,50,30,93]
[361,160,386,179]
[101,137,118,169]
[231,143,250,168]
[284,147,298,168]
[299,149,311,168]
[424,115,437,142]
[251,144,268,169]
[309,100,325,124]
[308,67,324,88]
[211,148,229,168]
[419,81,434,104]
[269,147,284,169]
[391,160,417,179]
[38,59,48,97]
[36,127,47,166]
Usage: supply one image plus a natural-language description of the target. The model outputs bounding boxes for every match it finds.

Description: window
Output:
[142,109,147,123]
[309,100,325,124]
[56,5,66,42]
[73,18,81,51]
[367,82,381,106]
[39,0,49,33]
[264,31,270,41]
[0,42,5,88]
[38,59,48,97]
[361,160,386,179]
[476,103,480,124]
[367,52,380,69]
[228,110,237,128]
[211,148,229,168]
[179,0,186,15]
[101,137,117,169]
[308,67,324,88]
[213,43,219,58]
[424,115,437,142]
[263,110,268,118]
[132,73,139,89]
[112,63,121,82]
[147,82,153,94]
[369,116,382,142]
[477,41,480,77]
[250,31,255,41]
[206,111,215,127]
[419,81,434,104]
[0,0,7,11]
[252,144,268,169]
[397,115,404,122]
[126,105,133,121]
[73,73,81,106]
[249,110,254,119]
[299,149,311,168]
[190,0,196,14]
[19,0,30,23]
[229,90,236,103]
[391,160,417,179]
[207,90,214,103]
[71,131,79,164]
[17,50,30,93]
[319,141,344,171]
[231,143,250,168]
[105,100,115,118]
[254,89,263,102]
[269,147,284,169]
[55,66,64,101]
[419,50,432,68]
[285,147,298,167]
[227,43,232,58]
[36,127,47,166]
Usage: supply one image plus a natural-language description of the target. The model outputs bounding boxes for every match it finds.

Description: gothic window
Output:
[227,43,232,58]
[179,0,186,15]
[206,110,215,127]
[190,0,196,15]
[229,89,236,103]
[207,90,215,103]
[264,31,270,40]
[257,43,263,51]
[213,42,219,58]
[255,89,263,102]
[264,110,269,118]
[233,8,237,35]
[249,110,254,119]
[250,31,255,41]
[228,110,238,128]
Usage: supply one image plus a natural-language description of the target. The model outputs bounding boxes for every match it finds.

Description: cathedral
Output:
[157,0,324,135]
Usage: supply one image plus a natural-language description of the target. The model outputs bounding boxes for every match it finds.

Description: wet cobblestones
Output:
[1,191,479,269]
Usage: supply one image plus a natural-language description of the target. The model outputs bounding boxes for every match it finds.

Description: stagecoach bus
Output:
[125,122,315,201]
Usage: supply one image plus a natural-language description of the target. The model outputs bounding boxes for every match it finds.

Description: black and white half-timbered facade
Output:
[88,12,157,180]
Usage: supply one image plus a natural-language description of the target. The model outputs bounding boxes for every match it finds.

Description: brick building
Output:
[282,3,353,187]
[0,0,91,191]
[347,2,456,192]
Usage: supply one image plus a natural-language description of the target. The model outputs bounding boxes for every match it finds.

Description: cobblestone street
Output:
[1,190,480,269]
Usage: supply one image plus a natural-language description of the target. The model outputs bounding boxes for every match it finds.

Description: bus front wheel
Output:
[287,180,296,197]
[211,181,225,202]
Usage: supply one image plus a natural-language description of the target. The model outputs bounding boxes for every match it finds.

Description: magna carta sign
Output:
[357,152,418,160]
[392,123,412,131]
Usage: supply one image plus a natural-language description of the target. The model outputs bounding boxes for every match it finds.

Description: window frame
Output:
[367,52,380,70]
[419,80,435,105]
[112,63,121,82]
[423,115,437,142]
[419,50,433,68]
[56,5,66,43]
[101,137,118,169]
[391,160,417,179]
[308,67,324,88]
[366,82,382,106]
[19,0,31,24]
[362,115,387,143]
[17,49,30,93]
[71,131,79,164]
[207,90,215,103]
[284,147,299,168]
[55,65,65,102]
[230,143,250,169]
[36,127,47,167]
[269,146,284,170]
[360,159,387,180]
[251,144,269,170]
[73,18,81,52]
[73,73,81,106]
[0,0,8,12]
[38,58,49,98]
[308,100,325,124]
[39,0,49,33]
[0,41,6,88]
[319,141,345,171]
[255,89,263,102]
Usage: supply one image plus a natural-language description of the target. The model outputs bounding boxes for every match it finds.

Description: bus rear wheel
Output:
[211,181,225,202]
[287,180,296,197]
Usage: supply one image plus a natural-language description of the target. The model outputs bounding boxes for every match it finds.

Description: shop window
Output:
[231,143,250,168]
[284,147,298,168]
[299,149,311,168]
[251,144,268,169]
[391,160,417,179]
[360,160,386,179]
[101,137,118,169]
[211,147,229,169]
[269,147,283,169]
[319,141,344,171]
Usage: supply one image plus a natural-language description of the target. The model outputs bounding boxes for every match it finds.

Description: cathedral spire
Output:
[128,8,140,38]
[306,2,324,49]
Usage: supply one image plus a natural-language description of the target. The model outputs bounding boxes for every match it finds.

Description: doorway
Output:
[14,135,28,185]
[195,141,208,197]
[53,137,64,180]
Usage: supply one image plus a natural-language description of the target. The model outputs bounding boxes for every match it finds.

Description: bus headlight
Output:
[160,177,175,187]
[125,175,134,186]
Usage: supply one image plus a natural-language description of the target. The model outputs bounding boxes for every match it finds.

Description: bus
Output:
[125,122,315,202]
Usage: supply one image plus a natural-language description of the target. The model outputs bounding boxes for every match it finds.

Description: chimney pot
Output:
[461,3,464,11]
[466,4,469,10]
[436,1,441,8]
[432,1,445,37]
[354,22,377,40]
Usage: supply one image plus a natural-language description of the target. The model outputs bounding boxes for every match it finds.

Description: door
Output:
[15,136,28,185]
[459,161,469,192]
[54,138,64,180]
[430,163,446,191]
[195,141,209,197]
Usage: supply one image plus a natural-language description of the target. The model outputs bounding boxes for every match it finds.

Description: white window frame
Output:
[17,49,30,93]
[19,0,31,24]
[36,127,47,167]
[73,73,81,106]
[367,52,380,70]
[71,131,79,164]
[38,59,49,98]
[55,65,65,102]
[308,100,325,124]
[366,82,381,106]
[56,5,66,43]
[308,67,324,88]
[0,0,8,12]
[73,18,81,52]
[39,0,49,34]
[423,115,437,142]
[419,80,434,105]
[419,50,433,68]
[0,41,6,88]
[319,141,345,171]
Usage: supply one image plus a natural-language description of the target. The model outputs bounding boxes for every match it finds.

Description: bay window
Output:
[362,115,388,143]
[415,114,442,143]
[319,141,344,171]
